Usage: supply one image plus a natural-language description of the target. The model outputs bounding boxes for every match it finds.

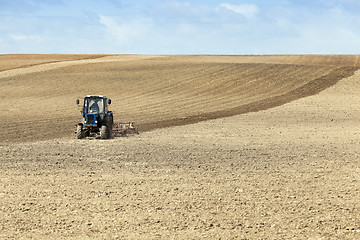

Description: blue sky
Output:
[0,0,359,54]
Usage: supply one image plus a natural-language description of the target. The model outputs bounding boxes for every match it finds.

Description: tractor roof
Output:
[85,95,107,99]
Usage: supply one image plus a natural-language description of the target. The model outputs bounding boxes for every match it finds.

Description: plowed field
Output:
[0,55,358,145]
[1,55,360,239]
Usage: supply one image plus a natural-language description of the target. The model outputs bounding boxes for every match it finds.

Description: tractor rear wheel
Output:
[108,126,113,139]
[77,125,85,139]
[100,125,109,139]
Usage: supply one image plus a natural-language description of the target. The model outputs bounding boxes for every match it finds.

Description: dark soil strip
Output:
[138,67,358,132]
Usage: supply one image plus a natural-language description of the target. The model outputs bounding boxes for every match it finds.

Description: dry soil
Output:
[0,55,359,239]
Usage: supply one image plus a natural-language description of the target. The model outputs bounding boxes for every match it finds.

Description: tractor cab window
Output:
[84,98,105,114]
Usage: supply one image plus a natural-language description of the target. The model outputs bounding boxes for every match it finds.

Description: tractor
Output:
[76,95,113,139]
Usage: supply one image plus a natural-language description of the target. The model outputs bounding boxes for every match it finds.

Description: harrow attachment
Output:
[113,122,139,137]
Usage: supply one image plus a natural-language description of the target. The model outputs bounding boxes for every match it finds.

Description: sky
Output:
[0,0,359,54]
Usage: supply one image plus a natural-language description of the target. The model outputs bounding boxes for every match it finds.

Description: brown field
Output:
[1,55,358,145]
[0,55,360,239]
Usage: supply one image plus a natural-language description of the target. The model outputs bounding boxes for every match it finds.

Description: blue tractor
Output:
[76,95,113,139]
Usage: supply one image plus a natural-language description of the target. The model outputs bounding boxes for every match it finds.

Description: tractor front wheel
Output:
[77,125,85,139]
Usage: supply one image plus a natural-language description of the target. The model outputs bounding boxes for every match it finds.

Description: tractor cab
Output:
[83,96,108,115]
[79,95,111,126]
[83,96,105,125]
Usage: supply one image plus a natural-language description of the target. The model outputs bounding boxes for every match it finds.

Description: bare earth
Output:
[0,55,359,239]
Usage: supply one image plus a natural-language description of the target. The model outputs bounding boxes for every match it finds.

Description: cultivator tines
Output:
[113,122,139,136]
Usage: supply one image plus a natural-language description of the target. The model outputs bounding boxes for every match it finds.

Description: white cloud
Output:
[8,33,41,41]
[219,3,259,18]
[99,15,149,45]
